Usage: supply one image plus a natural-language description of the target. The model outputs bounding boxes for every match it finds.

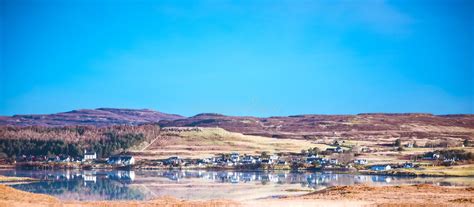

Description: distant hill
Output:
[0,108,184,126]
[1,109,473,141]
[159,113,474,140]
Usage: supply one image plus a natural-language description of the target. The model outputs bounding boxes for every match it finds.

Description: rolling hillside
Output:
[0,108,183,126]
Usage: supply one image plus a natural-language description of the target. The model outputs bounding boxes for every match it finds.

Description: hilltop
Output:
[160,113,474,141]
[0,108,183,126]
[1,109,473,142]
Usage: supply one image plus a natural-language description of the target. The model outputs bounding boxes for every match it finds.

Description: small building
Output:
[277,160,287,165]
[107,155,135,166]
[59,156,70,163]
[241,156,256,164]
[443,158,456,165]
[260,158,271,164]
[403,162,414,168]
[423,153,440,160]
[329,159,338,165]
[370,165,391,171]
[230,152,240,162]
[319,158,329,165]
[354,159,368,165]
[83,150,97,161]
[326,146,344,153]
[121,155,135,166]
[305,155,319,164]
[269,155,279,163]
[47,156,60,162]
[165,156,181,165]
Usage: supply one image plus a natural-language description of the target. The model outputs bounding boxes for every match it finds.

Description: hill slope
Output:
[134,127,330,159]
[1,109,473,143]
[0,108,184,126]
[159,113,474,141]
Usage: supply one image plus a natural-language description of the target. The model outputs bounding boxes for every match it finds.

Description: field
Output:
[393,164,474,177]
[129,126,474,172]
[133,127,332,159]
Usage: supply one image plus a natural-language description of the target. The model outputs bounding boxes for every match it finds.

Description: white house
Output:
[83,150,97,161]
[107,155,135,166]
[230,152,240,162]
[370,165,391,171]
[335,146,344,153]
[121,156,135,165]
[241,156,256,164]
[354,159,368,165]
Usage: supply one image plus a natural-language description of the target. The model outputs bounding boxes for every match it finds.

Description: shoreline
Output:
[5,163,474,178]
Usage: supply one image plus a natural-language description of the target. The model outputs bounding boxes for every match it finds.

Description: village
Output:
[7,138,473,177]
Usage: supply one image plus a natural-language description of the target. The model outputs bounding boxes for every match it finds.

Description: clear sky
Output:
[0,0,473,117]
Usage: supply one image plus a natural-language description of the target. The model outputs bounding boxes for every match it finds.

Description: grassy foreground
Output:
[0,184,238,207]
[1,183,473,207]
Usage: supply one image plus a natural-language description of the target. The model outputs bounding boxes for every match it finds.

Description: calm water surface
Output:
[1,169,473,201]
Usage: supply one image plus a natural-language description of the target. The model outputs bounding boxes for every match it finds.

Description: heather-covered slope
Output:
[1,109,473,142]
[0,108,183,126]
[160,113,474,141]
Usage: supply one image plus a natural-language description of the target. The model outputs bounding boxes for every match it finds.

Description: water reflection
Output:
[0,169,472,201]
[146,171,399,187]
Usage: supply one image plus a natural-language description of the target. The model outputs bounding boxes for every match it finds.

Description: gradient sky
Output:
[0,0,473,117]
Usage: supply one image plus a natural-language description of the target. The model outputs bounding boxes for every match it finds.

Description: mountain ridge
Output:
[0,108,184,126]
[1,108,473,141]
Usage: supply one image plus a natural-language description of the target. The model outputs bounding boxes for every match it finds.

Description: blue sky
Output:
[0,0,473,116]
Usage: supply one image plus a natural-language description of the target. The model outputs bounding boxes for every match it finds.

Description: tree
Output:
[463,139,470,147]
[308,147,320,155]
[394,139,401,147]
[335,152,354,164]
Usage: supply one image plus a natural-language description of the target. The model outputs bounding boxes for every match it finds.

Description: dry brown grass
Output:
[294,184,474,206]
[0,185,239,207]
[136,127,331,159]
[2,183,474,207]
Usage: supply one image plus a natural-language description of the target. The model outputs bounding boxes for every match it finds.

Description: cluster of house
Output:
[81,150,137,166]
[18,149,98,163]
[22,149,137,167]
[159,152,370,168]
[43,149,98,163]
[107,155,135,166]
[162,153,284,167]
[422,152,459,165]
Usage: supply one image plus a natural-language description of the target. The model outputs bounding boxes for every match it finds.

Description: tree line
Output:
[0,132,145,159]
